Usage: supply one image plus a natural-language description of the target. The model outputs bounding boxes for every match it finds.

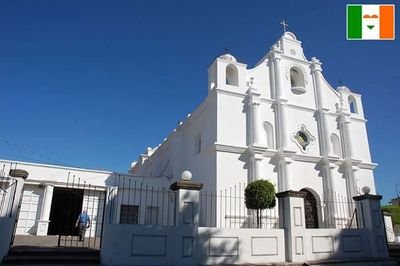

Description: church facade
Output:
[130,32,377,227]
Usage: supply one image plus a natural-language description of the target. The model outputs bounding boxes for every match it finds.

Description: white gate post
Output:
[353,193,389,258]
[276,190,307,263]
[170,171,203,266]
[0,169,28,262]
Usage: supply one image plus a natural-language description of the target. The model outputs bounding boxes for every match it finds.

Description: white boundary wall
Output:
[101,182,390,265]
[101,224,285,266]
[304,228,371,261]
[197,227,285,264]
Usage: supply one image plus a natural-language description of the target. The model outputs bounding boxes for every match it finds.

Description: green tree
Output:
[245,180,276,228]
[382,205,400,224]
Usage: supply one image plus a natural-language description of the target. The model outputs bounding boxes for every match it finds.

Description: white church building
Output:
[130,31,377,228]
[1,31,392,265]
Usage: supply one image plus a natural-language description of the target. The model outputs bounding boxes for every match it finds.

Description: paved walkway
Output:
[12,235,100,249]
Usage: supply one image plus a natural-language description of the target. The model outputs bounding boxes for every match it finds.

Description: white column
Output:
[338,112,357,210]
[254,156,263,180]
[311,57,325,109]
[278,157,292,192]
[338,113,353,159]
[345,166,357,198]
[252,101,262,144]
[37,184,54,236]
[311,57,331,156]
[279,100,289,149]
[272,51,283,99]
[311,58,339,226]
[247,86,262,145]
[321,161,337,228]
[272,52,289,150]
[246,84,264,182]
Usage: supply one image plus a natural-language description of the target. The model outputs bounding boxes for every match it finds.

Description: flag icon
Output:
[347,4,395,40]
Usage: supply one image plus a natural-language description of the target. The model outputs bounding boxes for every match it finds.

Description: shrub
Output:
[245,179,276,228]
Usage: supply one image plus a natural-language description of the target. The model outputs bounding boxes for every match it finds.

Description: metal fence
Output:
[199,183,279,229]
[108,176,176,226]
[199,185,364,230]
[319,190,362,229]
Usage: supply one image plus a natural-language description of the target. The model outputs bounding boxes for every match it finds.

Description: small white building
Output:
[130,32,378,228]
[0,159,166,237]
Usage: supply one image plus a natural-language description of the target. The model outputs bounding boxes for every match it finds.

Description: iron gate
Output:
[56,174,106,249]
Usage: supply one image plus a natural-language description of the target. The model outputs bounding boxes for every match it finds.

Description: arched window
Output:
[290,67,305,88]
[263,122,274,149]
[226,64,238,86]
[330,133,341,157]
[348,96,357,114]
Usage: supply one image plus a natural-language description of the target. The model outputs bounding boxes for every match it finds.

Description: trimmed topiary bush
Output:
[245,179,276,228]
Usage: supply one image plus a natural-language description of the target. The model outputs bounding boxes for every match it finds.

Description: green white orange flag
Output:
[347,4,395,40]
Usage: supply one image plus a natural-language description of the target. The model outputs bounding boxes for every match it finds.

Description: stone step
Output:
[2,255,100,265]
[8,247,99,256]
[2,247,100,265]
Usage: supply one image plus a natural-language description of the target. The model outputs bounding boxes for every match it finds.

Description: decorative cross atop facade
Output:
[280,19,289,33]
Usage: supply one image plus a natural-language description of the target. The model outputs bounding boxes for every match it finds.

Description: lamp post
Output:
[396,184,400,206]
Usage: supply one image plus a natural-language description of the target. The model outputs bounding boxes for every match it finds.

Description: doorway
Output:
[301,189,319,228]
[47,187,83,235]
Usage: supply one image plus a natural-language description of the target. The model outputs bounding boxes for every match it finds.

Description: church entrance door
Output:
[301,189,319,228]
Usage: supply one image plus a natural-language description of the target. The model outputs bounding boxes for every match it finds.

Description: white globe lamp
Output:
[362,186,371,195]
[181,170,192,181]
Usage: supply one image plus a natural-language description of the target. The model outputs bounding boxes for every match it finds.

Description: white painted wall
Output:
[101,225,382,265]
[15,184,43,235]
[304,228,371,261]
[101,224,286,266]
[197,227,285,265]
[101,224,176,266]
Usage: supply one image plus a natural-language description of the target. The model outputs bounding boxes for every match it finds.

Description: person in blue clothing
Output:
[75,209,91,241]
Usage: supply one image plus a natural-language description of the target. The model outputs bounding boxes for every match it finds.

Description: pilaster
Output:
[37,184,54,236]
[271,49,290,151]
[338,113,353,160]
[246,85,262,146]
[246,84,267,181]
[319,158,337,228]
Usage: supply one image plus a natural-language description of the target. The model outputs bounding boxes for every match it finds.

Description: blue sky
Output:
[0,0,398,203]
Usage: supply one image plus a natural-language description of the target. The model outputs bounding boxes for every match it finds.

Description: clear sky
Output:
[0,0,398,203]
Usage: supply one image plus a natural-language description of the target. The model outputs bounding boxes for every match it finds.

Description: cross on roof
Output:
[280,19,289,33]
[224,47,230,53]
